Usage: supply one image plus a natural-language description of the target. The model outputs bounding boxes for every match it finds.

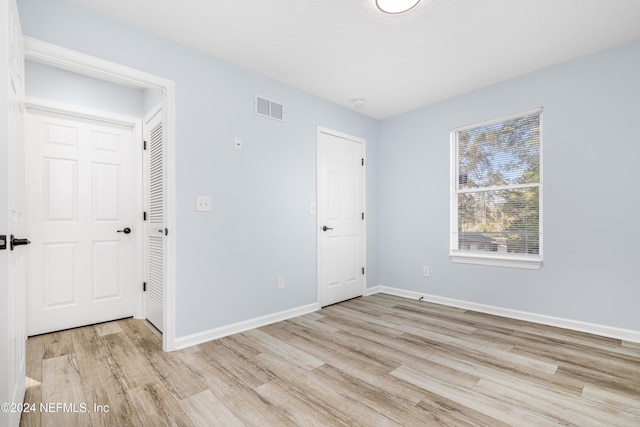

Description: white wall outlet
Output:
[309,202,316,214]
[423,266,430,277]
[276,276,285,290]
[196,196,212,212]
[234,137,242,151]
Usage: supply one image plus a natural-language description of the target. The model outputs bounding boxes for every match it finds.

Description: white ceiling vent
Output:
[255,95,284,121]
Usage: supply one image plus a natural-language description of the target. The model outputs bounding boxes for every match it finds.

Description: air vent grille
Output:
[255,95,284,121]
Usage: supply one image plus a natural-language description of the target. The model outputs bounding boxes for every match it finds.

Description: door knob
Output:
[10,234,31,250]
[322,225,333,231]
[117,227,131,234]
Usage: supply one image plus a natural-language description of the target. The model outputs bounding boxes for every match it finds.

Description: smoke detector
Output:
[352,98,366,110]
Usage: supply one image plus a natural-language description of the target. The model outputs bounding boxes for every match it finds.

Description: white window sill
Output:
[450,251,542,270]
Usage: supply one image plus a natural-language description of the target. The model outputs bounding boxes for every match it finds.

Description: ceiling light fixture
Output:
[376,0,421,14]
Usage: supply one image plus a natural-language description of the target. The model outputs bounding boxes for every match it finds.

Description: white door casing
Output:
[317,127,366,306]
[26,105,137,335]
[24,37,176,350]
[144,106,165,332]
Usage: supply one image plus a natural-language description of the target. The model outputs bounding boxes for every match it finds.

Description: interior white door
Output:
[26,108,135,335]
[144,108,164,332]
[1,1,27,425]
[318,129,365,306]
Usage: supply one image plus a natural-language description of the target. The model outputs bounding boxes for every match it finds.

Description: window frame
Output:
[449,108,543,270]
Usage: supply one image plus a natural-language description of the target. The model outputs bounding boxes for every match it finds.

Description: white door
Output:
[26,108,135,335]
[318,128,365,306]
[144,107,164,332]
[1,1,26,425]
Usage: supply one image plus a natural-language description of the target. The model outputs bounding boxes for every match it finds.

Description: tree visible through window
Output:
[451,108,542,268]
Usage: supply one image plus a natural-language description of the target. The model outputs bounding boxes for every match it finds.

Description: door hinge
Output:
[143,140,147,150]
[143,211,147,221]
[143,282,147,292]
[362,267,365,275]
[362,212,365,220]
[361,158,364,166]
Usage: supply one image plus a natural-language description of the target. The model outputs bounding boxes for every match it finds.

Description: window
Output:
[450,108,543,269]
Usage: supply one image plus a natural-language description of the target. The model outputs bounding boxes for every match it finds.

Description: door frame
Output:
[25,98,144,331]
[24,37,177,351]
[316,126,367,306]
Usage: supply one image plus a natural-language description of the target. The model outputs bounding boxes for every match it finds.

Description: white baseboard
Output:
[173,286,640,349]
[372,285,640,344]
[174,302,320,350]
[364,286,381,296]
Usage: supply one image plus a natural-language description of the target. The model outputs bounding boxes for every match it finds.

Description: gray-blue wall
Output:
[18,0,640,337]
[25,60,148,116]
[379,39,640,331]
[18,0,380,338]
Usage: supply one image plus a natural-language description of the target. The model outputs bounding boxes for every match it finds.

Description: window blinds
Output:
[455,109,542,256]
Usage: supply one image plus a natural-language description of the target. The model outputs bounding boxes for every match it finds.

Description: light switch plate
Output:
[196,196,212,212]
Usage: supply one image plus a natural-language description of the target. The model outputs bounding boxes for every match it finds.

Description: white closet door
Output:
[144,108,165,332]
[318,129,365,306]
[27,109,135,335]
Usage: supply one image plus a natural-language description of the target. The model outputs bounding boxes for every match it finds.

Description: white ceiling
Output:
[72,0,640,120]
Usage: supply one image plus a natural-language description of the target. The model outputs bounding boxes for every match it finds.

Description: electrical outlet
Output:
[234,137,242,151]
[423,266,430,277]
[276,276,285,290]
[196,196,212,212]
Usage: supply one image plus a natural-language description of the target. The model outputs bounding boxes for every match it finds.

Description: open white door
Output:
[143,107,165,332]
[318,128,366,306]
[1,1,26,425]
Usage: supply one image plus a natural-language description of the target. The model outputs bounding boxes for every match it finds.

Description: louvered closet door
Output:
[144,109,165,332]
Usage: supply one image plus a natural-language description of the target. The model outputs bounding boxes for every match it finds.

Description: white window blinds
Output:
[451,108,542,266]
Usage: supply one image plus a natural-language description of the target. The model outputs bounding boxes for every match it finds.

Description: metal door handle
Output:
[322,225,333,231]
[117,227,131,234]
[10,234,31,250]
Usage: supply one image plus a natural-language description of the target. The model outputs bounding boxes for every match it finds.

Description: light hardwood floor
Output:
[21,293,640,426]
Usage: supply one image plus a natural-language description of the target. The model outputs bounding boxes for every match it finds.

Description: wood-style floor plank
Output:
[474,377,638,426]
[260,319,428,405]
[40,354,91,427]
[71,325,138,427]
[126,381,194,426]
[178,390,245,427]
[119,320,208,401]
[41,330,74,360]
[178,349,297,426]
[22,294,640,426]
[390,364,558,426]
[21,335,44,427]
[581,383,640,416]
